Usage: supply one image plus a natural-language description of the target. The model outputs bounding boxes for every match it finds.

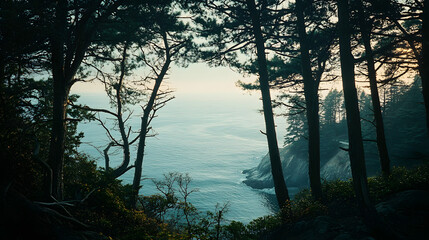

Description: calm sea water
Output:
[76,90,288,223]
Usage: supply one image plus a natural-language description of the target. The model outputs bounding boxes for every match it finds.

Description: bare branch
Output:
[104,142,114,170]
[70,102,118,117]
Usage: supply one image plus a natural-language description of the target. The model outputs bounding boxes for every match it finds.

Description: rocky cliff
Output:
[242,139,428,190]
[243,145,355,189]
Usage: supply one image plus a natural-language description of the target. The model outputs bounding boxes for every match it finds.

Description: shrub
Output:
[223,221,251,240]
[322,178,355,202]
[368,165,429,202]
[63,158,429,240]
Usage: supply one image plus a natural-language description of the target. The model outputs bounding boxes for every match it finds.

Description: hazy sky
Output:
[71,62,257,98]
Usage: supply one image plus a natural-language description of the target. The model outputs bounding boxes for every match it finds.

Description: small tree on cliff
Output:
[75,1,196,208]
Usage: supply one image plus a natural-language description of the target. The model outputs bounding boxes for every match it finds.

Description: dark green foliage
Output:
[0,0,51,73]
[368,165,429,202]
[383,78,429,159]
[283,77,428,174]
[63,155,101,200]
[62,158,183,240]
[222,164,429,240]
[0,79,46,198]
[288,196,329,221]
[246,214,283,237]
[223,221,249,240]
[278,89,348,163]
[1,0,428,239]
[0,78,173,239]
[320,164,428,215]
[280,94,307,147]
[62,163,424,240]
[0,74,92,198]
[221,214,283,240]
[321,89,344,125]
[220,165,429,240]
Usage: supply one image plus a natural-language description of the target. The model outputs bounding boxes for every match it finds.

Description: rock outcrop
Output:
[376,190,429,239]
[243,146,352,189]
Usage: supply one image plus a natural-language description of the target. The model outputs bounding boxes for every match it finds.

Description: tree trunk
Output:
[296,0,323,200]
[48,83,69,201]
[111,46,131,178]
[357,0,391,176]
[423,0,429,134]
[131,110,149,207]
[48,0,119,200]
[48,0,68,201]
[132,48,171,208]
[246,0,290,210]
[337,0,371,210]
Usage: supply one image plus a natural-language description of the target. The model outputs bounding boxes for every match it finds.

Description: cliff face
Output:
[242,137,429,190]
[243,80,429,191]
[243,146,352,189]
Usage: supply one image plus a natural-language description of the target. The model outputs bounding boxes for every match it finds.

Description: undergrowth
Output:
[64,159,429,240]
[222,164,429,239]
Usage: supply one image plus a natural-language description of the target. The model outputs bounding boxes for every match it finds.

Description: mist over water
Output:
[77,90,287,223]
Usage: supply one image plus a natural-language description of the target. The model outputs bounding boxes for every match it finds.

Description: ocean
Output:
[75,69,290,223]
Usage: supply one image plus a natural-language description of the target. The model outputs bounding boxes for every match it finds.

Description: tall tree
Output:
[337,0,371,210]
[295,0,322,200]
[423,0,429,134]
[197,0,291,210]
[356,0,391,175]
[245,0,290,209]
[262,0,336,200]
[48,0,126,200]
